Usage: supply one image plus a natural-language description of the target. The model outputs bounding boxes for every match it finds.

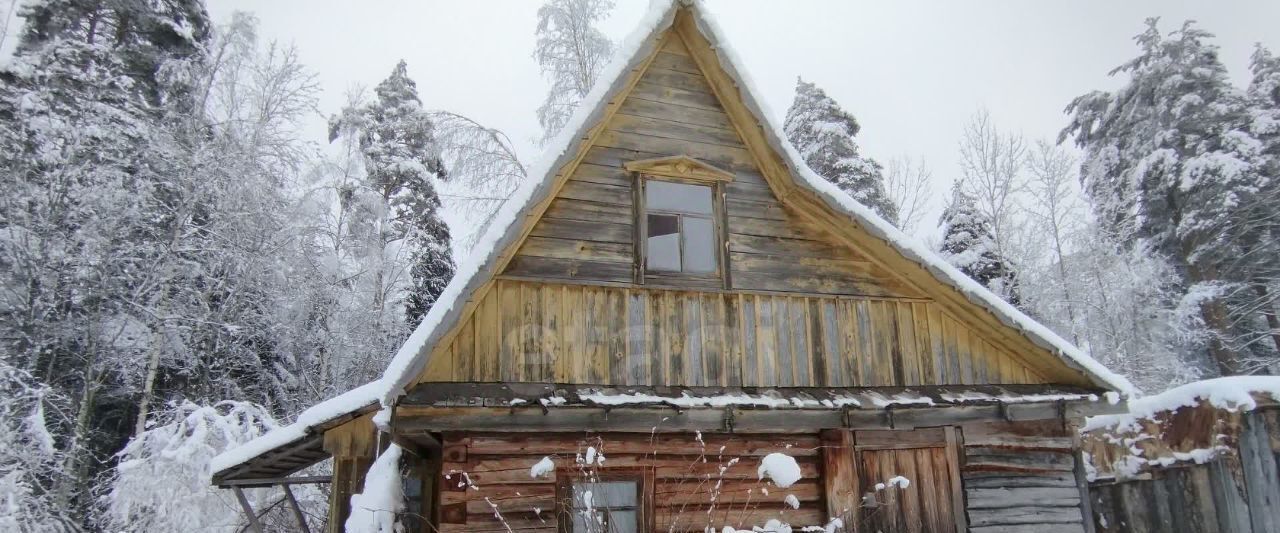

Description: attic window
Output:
[644,180,716,273]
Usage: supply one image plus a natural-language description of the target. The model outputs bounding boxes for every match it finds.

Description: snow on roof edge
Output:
[1082,376,1280,433]
[209,380,382,477]
[686,1,1133,395]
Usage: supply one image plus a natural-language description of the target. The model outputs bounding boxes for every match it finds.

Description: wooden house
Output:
[211,1,1132,532]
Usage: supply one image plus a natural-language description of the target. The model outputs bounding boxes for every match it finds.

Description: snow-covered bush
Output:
[98,400,305,532]
[0,362,76,532]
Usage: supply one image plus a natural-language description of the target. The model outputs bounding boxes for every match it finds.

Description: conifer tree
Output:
[939,184,1020,305]
[1062,19,1271,374]
[329,60,455,327]
[784,78,898,223]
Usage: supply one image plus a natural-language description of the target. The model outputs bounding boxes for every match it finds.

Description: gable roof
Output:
[376,0,1132,400]
[212,0,1133,481]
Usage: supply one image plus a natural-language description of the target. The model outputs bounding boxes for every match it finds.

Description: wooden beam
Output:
[282,484,313,533]
[944,427,970,532]
[394,400,1122,434]
[233,487,266,533]
[218,475,332,488]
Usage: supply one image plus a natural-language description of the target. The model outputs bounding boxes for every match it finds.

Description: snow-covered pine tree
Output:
[1062,19,1272,374]
[939,183,1020,305]
[784,78,899,223]
[533,0,614,144]
[1245,46,1280,356]
[329,60,456,328]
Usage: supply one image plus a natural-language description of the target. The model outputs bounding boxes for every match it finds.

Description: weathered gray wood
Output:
[970,524,1085,533]
[968,505,1086,527]
[966,487,1082,509]
[1241,412,1280,532]
[964,472,1079,489]
[218,475,332,488]
[233,487,266,533]
[1210,458,1254,533]
[1072,428,1099,533]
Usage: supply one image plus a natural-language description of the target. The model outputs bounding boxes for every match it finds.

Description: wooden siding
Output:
[503,33,917,299]
[438,432,824,533]
[422,279,1057,387]
[961,421,1088,533]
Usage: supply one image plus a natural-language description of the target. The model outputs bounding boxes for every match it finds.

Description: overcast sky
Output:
[79,1,1280,235]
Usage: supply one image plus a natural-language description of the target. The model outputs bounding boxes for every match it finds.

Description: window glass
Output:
[683,217,716,273]
[570,480,639,533]
[646,214,681,271]
[646,181,712,215]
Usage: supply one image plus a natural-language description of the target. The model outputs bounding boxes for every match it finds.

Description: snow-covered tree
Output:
[939,183,1020,305]
[1062,19,1273,374]
[0,362,75,531]
[958,109,1027,269]
[429,111,527,247]
[1244,46,1280,357]
[534,0,614,144]
[883,155,933,234]
[785,79,898,222]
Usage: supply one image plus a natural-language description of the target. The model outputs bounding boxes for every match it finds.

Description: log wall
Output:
[421,279,1058,387]
[961,421,1089,533]
[437,432,825,533]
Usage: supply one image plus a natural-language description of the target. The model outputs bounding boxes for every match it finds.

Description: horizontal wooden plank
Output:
[966,486,1081,509]
[594,130,754,170]
[648,50,701,74]
[463,434,821,457]
[969,524,1085,533]
[542,197,632,223]
[501,256,633,283]
[518,236,632,263]
[570,163,631,187]
[556,179,632,205]
[619,92,733,130]
[640,66,715,94]
[528,217,631,244]
[855,427,946,449]
[962,471,1079,489]
[630,80,722,111]
[968,506,1085,527]
[609,113,744,149]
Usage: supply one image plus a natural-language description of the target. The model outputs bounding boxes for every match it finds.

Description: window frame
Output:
[555,467,654,533]
[627,156,734,289]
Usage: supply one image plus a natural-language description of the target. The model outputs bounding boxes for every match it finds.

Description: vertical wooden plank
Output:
[941,315,961,385]
[912,444,943,532]
[896,449,922,533]
[855,300,876,387]
[895,302,920,387]
[944,427,968,532]
[626,290,648,385]
[774,296,794,387]
[886,302,905,387]
[500,281,523,382]
[878,451,901,532]
[588,287,610,383]
[822,430,859,525]
[821,299,842,387]
[809,299,828,386]
[955,322,973,385]
[562,285,584,382]
[665,290,684,383]
[724,294,742,387]
[839,300,861,386]
[926,303,947,385]
[607,288,628,385]
[757,295,777,386]
[649,287,666,384]
[685,295,704,386]
[1210,457,1254,533]
[911,302,934,386]
[1071,426,1099,533]
[701,293,724,386]
[540,284,560,382]
[1243,412,1280,532]
[741,294,758,386]
[455,316,475,382]
[791,297,812,386]
[859,450,881,533]
[475,287,499,382]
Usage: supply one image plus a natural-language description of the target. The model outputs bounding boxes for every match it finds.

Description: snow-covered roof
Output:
[376,0,1131,401]
[212,0,1132,479]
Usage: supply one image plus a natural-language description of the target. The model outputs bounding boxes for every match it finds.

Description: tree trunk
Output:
[1254,284,1280,356]
[134,327,163,436]
[1188,263,1239,375]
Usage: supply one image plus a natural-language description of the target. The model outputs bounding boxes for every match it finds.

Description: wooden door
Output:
[853,427,966,533]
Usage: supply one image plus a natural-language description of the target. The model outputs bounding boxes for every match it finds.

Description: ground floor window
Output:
[557,469,652,533]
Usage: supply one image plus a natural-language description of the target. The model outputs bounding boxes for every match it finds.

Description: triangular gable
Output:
[377,0,1133,405]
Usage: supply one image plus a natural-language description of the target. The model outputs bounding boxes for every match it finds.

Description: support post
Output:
[323,413,378,533]
[820,429,859,527]
[233,487,266,533]
[281,484,312,533]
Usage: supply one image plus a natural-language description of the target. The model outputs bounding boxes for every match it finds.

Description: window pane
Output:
[646,214,680,271]
[606,510,637,533]
[646,180,712,215]
[584,481,637,508]
[683,216,716,273]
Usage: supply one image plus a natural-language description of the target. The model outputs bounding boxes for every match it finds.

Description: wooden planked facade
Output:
[420,279,1060,387]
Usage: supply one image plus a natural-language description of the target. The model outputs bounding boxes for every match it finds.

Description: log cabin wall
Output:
[960,421,1090,533]
[437,432,825,533]
[420,279,1057,387]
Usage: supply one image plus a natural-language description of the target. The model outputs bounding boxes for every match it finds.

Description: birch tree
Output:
[534,0,615,144]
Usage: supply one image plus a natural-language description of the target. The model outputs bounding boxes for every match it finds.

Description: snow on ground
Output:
[344,445,403,533]
[758,453,801,488]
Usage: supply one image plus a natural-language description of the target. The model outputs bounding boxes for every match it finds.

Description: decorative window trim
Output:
[555,467,654,533]
[623,155,735,183]
[630,156,733,289]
